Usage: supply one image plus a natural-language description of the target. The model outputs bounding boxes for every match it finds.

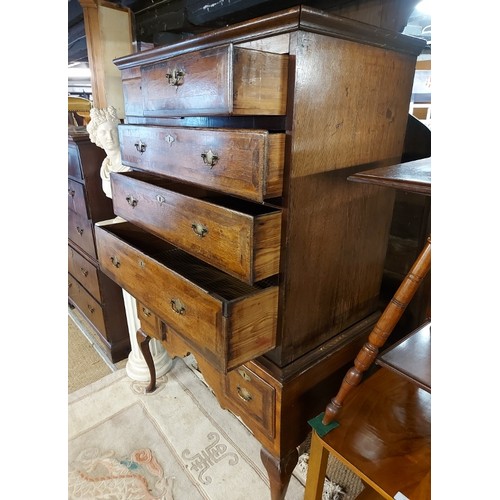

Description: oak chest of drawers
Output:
[68,131,130,363]
[94,6,425,498]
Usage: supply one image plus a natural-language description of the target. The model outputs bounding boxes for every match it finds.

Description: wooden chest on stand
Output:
[68,131,130,363]
[94,6,425,498]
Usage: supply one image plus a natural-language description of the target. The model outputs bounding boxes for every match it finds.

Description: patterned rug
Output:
[69,357,307,499]
[68,355,364,499]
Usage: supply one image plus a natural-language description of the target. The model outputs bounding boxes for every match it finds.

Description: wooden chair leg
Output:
[304,430,330,500]
[323,236,431,425]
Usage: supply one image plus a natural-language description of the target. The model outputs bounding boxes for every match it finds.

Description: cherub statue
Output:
[86,106,131,198]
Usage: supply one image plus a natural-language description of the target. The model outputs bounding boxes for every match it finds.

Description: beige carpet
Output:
[68,313,364,499]
[68,308,127,393]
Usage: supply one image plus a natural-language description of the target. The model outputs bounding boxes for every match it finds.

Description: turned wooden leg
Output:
[260,446,299,500]
[304,430,329,500]
[136,328,156,393]
[323,237,431,425]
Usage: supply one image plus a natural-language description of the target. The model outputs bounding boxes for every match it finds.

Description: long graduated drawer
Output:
[139,44,288,117]
[95,221,278,372]
[118,125,285,202]
[111,171,281,284]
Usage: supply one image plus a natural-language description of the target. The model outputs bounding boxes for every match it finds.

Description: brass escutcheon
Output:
[237,368,252,382]
[134,140,147,154]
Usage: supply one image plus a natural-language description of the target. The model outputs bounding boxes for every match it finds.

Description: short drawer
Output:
[136,302,159,338]
[225,365,276,439]
[68,273,106,336]
[111,171,281,284]
[68,141,83,180]
[68,244,101,302]
[68,209,96,259]
[68,178,88,217]
[95,221,278,373]
[119,125,285,202]
[141,44,288,117]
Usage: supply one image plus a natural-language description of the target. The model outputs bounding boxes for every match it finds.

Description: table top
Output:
[376,321,431,392]
[348,157,431,195]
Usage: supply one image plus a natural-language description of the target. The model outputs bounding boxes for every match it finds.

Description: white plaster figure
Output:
[86,106,131,198]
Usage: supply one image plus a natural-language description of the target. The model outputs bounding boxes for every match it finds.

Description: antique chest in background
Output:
[94,6,425,498]
[68,131,130,363]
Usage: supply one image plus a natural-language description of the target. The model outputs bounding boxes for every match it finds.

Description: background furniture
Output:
[68,130,130,363]
[94,6,425,499]
[304,157,431,499]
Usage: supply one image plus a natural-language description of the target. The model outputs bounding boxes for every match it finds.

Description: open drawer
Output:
[95,220,278,372]
[111,170,281,284]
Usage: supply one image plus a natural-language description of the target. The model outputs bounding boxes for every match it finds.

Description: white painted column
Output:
[122,289,173,381]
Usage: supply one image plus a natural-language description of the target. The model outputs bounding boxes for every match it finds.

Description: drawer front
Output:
[136,302,159,338]
[68,273,106,335]
[141,44,288,117]
[68,178,88,217]
[95,221,278,372]
[68,210,96,259]
[225,365,275,439]
[119,125,285,202]
[111,171,281,284]
[121,67,144,118]
[68,142,83,180]
[68,245,101,302]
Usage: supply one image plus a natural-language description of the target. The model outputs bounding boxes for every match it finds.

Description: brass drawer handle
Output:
[170,298,186,315]
[134,140,147,154]
[110,256,120,268]
[237,385,253,402]
[142,307,152,318]
[76,226,84,236]
[87,304,95,314]
[165,69,185,87]
[68,188,75,197]
[201,149,219,167]
[191,222,208,238]
[126,196,138,207]
[80,267,89,277]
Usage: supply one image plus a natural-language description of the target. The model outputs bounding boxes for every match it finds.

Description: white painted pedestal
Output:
[122,283,173,381]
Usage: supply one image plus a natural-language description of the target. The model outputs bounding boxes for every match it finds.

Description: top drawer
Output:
[140,44,288,117]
